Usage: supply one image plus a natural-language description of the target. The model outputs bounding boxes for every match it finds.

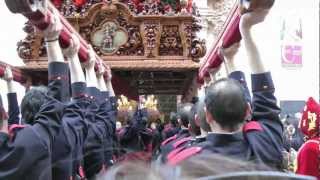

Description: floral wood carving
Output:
[115,13,144,56]
[190,39,206,60]
[21,0,208,64]
[17,22,35,60]
[143,22,160,58]
[117,26,144,56]
[181,23,192,57]
[159,25,183,56]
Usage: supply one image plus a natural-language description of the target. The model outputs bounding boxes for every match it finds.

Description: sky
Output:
[0,0,26,66]
[0,0,27,110]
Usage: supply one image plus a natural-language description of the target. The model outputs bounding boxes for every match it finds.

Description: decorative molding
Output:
[159,25,183,56]
[142,21,160,58]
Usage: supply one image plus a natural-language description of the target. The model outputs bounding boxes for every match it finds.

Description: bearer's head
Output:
[205,79,250,132]
[177,103,194,130]
[21,86,48,125]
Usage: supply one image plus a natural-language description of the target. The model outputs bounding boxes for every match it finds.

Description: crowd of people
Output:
[0,7,319,180]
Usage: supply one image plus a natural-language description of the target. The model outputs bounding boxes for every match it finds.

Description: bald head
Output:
[205,78,248,131]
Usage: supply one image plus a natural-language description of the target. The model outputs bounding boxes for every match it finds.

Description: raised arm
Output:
[220,43,251,104]
[240,10,280,121]
[0,11,67,179]
[85,46,98,89]
[97,61,107,93]
[240,10,283,169]
[105,67,115,97]
[44,9,69,102]
[0,95,8,134]
[240,11,268,74]
[3,67,20,125]
[64,34,88,99]
[44,9,64,65]
[221,43,240,74]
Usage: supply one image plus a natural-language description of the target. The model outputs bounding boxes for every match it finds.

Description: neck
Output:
[209,123,243,134]
[200,128,208,137]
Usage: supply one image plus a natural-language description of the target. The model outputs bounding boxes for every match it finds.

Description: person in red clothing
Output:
[296,97,320,178]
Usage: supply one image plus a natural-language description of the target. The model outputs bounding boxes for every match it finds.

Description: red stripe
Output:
[167,146,185,160]
[173,137,192,149]
[243,121,263,132]
[161,134,178,146]
[168,147,202,166]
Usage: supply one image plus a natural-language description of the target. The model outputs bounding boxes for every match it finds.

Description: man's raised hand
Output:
[240,9,269,33]
[43,9,62,41]
[63,34,80,60]
[220,42,240,61]
[85,45,96,71]
[3,66,13,82]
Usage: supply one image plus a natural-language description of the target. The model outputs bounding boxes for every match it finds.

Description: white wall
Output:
[0,0,27,110]
[241,0,320,101]
[201,0,320,103]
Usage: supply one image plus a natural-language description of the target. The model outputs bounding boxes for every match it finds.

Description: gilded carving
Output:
[20,0,209,62]
[17,22,35,60]
[143,22,160,58]
[190,38,206,60]
[159,25,183,56]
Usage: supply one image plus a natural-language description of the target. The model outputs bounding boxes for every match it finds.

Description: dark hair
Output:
[169,112,178,127]
[101,154,271,180]
[21,86,48,125]
[189,104,201,136]
[196,98,211,133]
[177,103,193,128]
[205,79,248,131]
[191,96,199,104]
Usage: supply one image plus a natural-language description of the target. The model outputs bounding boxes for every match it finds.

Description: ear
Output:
[245,102,252,120]
[188,123,192,131]
[205,107,214,124]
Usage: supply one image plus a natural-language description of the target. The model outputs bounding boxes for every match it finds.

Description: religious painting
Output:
[91,21,128,54]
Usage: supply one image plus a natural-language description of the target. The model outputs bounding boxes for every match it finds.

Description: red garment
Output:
[74,0,87,7]
[296,139,320,179]
[299,97,320,138]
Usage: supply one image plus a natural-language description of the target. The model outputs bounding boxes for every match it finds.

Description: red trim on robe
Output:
[161,134,178,146]
[167,147,202,166]
[243,121,263,133]
[173,137,192,149]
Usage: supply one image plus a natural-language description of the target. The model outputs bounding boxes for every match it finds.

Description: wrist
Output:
[5,79,13,83]
[106,78,112,83]
[226,62,236,70]
[45,37,59,43]
[97,74,104,79]
[240,26,252,36]
[65,56,77,61]
[85,67,95,73]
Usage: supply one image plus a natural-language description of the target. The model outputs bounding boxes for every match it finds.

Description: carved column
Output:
[141,21,160,58]
[180,22,193,57]
[199,0,237,61]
